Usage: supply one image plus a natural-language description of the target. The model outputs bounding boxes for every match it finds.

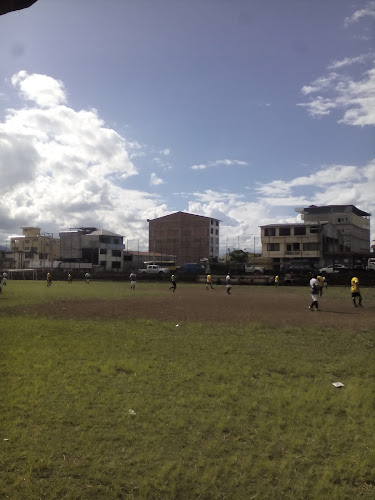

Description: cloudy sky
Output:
[0,0,374,252]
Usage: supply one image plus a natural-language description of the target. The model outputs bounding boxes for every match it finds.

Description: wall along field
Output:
[1,281,374,499]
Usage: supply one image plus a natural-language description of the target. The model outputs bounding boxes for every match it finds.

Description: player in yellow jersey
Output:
[316,274,324,296]
[351,276,362,307]
[206,274,213,290]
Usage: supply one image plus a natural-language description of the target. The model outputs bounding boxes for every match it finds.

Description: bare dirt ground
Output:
[13,285,374,331]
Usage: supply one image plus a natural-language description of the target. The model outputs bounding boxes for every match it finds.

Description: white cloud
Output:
[191,163,208,170]
[11,71,67,108]
[328,53,374,69]
[187,161,375,250]
[298,64,375,124]
[0,71,167,248]
[191,158,248,170]
[161,148,170,156]
[301,73,340,95]
[299,4,375,126]
[150,173,164,186]
[344,1,375,27]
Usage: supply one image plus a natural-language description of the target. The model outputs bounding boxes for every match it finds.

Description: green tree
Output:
[227,250,248,263]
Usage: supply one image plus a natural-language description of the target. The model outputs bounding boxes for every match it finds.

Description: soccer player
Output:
[206,274,213,291]
[316,274,324,296]
[46,272,52,287]
[67,273,72,284]
[85,272,91,284]
[226,273,232,294]
[351,276,362,307]
[129,272,136,290]
[169,274,176,293]
[309,275,319,311]
[2,271,7,286]
[274,275,279,287]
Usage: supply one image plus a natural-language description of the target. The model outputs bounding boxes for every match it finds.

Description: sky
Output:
[0,0,374,253]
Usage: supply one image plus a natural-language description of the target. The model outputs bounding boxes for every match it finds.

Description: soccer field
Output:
[1,281,374,499]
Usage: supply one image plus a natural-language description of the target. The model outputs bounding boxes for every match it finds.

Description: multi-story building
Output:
[298,205,370,254]
[148,212,220,266]
[260,221,342,269]
[59,227,124,271]
[9,227,60,269]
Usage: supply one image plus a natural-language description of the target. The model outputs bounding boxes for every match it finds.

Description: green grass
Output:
[1,283,374,499]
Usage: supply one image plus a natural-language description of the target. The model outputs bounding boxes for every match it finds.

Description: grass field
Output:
[1,281,374,499]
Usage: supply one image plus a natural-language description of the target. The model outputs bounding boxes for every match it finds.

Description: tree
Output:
[227,249,248,263]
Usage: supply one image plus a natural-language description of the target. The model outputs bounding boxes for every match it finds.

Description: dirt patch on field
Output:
[8,286,374,331]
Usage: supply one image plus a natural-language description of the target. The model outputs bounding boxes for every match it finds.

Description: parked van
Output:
[367,258,375,271]
[180,263,206,274]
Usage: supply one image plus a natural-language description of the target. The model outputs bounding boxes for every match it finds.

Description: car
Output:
[319,264,348,274]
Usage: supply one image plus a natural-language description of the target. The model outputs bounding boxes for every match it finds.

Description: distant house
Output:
[147,211,220,266]
[9,227,60,269]
[59,227,124,271]
[298,205,371,254]
[260,221,342,270]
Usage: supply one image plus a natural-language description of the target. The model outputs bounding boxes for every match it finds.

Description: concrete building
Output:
[59,227,124,271]
[9,227,60,269]
[298,205,371,254]
[148,212,220,266]
[260,221,342,270]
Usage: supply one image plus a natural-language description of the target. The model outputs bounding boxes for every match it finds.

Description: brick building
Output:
[148,212,220,266]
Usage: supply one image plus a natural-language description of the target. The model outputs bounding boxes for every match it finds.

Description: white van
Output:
[368,258,375,271]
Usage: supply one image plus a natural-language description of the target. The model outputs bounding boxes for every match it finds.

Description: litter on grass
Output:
[332,382,344,388]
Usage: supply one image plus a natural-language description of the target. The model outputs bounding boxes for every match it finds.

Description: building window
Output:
[303,242,319,251]
[279,227,290,236]
[264,228,276,236]
[113,238,120,244]
[267,243,280,251]
[294,226,306,235]
[211,228,213,234]
[100,260,106,267]
[100,249,107,254]
[211,219,214,225]
[111,261,121,268]
[286,242,301,251]
[112,250,121,257]
[215,230,218,235]
[216,221,219,226]
[309,226,320,234]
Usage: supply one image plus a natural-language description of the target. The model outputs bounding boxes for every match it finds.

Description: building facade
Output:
[148,212,220,266]
[59,227,124,271]
[260,222,342,269]
[9,227,60,269]
[299,205,370,254]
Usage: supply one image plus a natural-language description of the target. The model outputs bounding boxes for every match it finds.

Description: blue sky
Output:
[0,0,374,253]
